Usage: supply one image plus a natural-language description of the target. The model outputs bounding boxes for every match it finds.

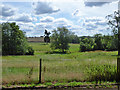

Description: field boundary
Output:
[2,83,120,90]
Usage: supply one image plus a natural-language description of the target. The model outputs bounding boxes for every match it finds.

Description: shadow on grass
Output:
[111,55,119,57]
[39,43,49,45]
[45,51,71,54]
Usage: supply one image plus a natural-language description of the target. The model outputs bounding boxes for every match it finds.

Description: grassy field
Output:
[2,42,118,85]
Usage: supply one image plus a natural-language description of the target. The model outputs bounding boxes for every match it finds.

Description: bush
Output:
[79,37,95,52]
[85,65,117,84]
[79,42,87,52]
[26,47,34,55]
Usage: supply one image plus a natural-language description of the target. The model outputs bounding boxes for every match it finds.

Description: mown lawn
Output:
[2,42,118,85]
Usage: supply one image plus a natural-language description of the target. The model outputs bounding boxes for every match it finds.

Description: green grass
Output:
[2,81,118,89]
[2,42,118,85]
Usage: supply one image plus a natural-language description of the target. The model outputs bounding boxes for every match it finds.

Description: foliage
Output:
[2,43,117,84]
[79,11,120,52]
[80,37,95,52]
[106,11,120,35]
[26,47,34,55]
[50,27,70,53]
[94,34,103,50]
[26,67,33,80]
[79,34,118,52]
[85,65,117,84]
[106,10,120,55]
[44,29,51,43]
[2,22,34,55]
[69,32,80,44]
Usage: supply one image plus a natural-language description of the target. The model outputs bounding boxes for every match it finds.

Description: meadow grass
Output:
[2,42,118,85]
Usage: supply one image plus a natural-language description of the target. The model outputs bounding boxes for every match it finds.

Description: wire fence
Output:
[2,58,119,85]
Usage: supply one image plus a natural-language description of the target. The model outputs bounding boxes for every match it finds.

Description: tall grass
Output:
[85,64,117,84]
[2,43,118,84]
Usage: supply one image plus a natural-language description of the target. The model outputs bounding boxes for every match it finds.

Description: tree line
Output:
[50,27,118,53]
[1,10,119,55]
[79,34,118,52]
[50,10,120,54]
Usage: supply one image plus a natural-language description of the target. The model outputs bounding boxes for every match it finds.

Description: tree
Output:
[44,29,51,43]
[2,22,34,55]
[102,35,118,51]
[106,10,120,55]
[69,32,80,43]
[50,27,70,53]
[79,37,95,52]
[94,34,103,50]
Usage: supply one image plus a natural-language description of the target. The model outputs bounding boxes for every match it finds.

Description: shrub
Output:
[26,47,34,55]
[79,38,95,52]
[85,65,117,84]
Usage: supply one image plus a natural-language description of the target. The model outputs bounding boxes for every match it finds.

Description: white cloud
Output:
[33,1,60,15]
[1,1,116,37]
[84,0,117,7]
[32,17,74,36]
[84,2,109,7]
[95,20,107,26]
[16,22,36,36]
[36,23,46,29]
[74,16,110,36]
[0,4,17,17]
[81,17,107,31]
[53,18,72,27]
[40,16,54,22]
[8,14,37,23]
[0,19,7,23]
[45,24,53,29]
[17,22,35,32]
[85,23,98,30]
[85,17,104,22]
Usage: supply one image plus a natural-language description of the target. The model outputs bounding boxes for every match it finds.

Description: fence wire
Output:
[2,58,119,85]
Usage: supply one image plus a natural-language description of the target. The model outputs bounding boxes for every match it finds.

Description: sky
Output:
[0,0,119,37]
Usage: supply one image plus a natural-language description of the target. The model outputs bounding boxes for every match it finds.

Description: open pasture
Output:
[2,43,118,84]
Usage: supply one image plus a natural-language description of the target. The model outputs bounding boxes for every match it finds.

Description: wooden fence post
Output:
[39,58,42,83]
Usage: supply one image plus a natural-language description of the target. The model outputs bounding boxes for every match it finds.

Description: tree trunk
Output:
[117,58,120,83]
[62,49,64,53]
[118,24,120,56]
[118,34,120,56]
[117,10,120,56]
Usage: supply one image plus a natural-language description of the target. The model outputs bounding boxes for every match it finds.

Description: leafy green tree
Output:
[69,32,80,44]
[79,34,118,52]
[102,35,117,51]
[50,27,70,53]
[44,29,51,43]
[94,34,103,50]
[80,37,95,52]
[2,22,34,55]
[106,10,120,55]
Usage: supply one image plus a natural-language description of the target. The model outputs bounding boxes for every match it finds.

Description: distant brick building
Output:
[27,36,44,42]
